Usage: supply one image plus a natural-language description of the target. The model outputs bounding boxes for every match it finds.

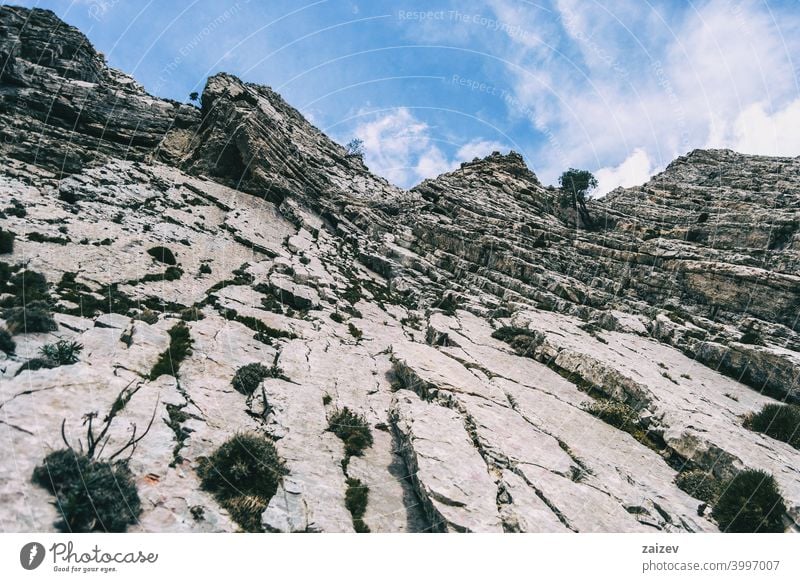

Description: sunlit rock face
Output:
[1,6,798,533]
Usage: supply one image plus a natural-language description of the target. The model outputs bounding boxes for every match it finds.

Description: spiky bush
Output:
[39,339,83,365]
[712,469,787,533]
[328,407,373,457]
[231,363,270,396]
[31,449,141,532]
[197,433,287,532]
[747,403,800,449]
[676,469,722,504]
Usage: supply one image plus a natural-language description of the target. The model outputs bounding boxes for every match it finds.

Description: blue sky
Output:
[13,0,800,192]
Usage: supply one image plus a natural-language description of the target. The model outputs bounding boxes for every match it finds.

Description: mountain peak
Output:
[0,5,108,84]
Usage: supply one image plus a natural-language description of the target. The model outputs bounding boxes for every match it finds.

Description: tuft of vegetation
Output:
[345,477,370,533]
[322,394,332,406]
[32,449,141,532]
[348,322,363,340]
[0,228,15,253]
[0,327,14,354]
[491,326,541,357]
[149,322,193,379]
[232,363,270,396]
[147,245,177,265]
[434,291,462,316]
[746,404,800,449]
[3,200,27,218]
[328,407,373,458]
[583,399,640,431]
[676,469,722,504]
[135,308,160,325]
[712,469,787,533]
[30,384,156,534]
[39,339,83,365]
[2,300,57,334]
[341,284,362,305]
[219,307,298,345]
[330,311,345,324]
[2,268,51,304]
[199,263,212,275]
[27,232,69,245]
[53,273,136,319]
[197,433,288,532]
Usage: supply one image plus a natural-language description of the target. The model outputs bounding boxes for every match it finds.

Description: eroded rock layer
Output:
[1,6,798,533]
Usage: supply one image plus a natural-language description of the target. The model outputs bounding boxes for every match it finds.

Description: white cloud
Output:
[352,108,438,187]
[594,148,655,196]
[456,139,507,161]
[487,0,800,188]
[351,108,508,187]
[731,99,800,157]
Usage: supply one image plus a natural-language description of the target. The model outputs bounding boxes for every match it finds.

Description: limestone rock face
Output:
[0,6,199,174]
[1,6,798,533]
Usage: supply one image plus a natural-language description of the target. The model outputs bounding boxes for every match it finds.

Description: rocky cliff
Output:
[1,6,799,533]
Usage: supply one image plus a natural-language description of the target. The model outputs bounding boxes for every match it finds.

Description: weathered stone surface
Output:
[390,392,503,532]
[1,6,798,534]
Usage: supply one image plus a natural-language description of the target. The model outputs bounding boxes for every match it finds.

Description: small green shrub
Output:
[197,433,287,532]
[31,449,141,532]
[322,394,332,406]
[39,339,83,365]
[7,269,50,303]
[149,322,193,379]
[328,407,373,457]
[712,469,786,533]
[0,229,15,254]
[135,309,160,324]
[435,292,461,315]
[676,469,722,504]
[4,201,27,218]
[147,246,177,265]
[330,312,345,323]
[345,477,370,533]
[0,327,14,353]
[747,404,800,449]
[348,322,363,340]
[341,284,362,305]
[232,363,270,396]
[3,300,57,334]
[27,232,69,245]
[583,399,639,430]
[199,263,212,275]
[491,326,541,357]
